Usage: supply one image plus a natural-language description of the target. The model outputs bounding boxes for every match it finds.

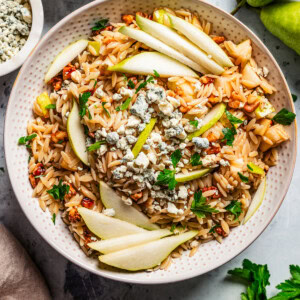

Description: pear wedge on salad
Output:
[118,26,204,74]
[99,231,198,271]
[175,169,211,183]
[136,15,224,75]
[100,181,159,230]
[67,102,89,166]
[187,103,226,140]
[166,13,233,68]
[78,207,146,239]
[45,39,88,83]
[108,52,198,78]
[243,177,266,224]
[89,229,172,254]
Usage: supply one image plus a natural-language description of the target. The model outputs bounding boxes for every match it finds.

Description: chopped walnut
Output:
[121,14,135,25]
[48,76,62,91]
[212,36,225,44]
[68,208,81,223]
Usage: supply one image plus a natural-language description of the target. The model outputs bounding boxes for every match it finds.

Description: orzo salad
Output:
[19,8,295,271]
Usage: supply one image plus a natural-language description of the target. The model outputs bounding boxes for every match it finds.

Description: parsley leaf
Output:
[190,120,199,128]
[153,69,160,77]
[128,79,135,89]
[47,180,70,201]
[18,133,37,145]
[170,224,176,232]
[190,153,202,167]
[225,200,242,220]
[45,104,56,109]
[116,97,132,111]
[51,213,56,225]
[292,94,297,102]
[247,164,253,171]
[270,265,300,300]
[238,172,249,183]
[93,79,97,88]
[122,73,128,81]
[102,102,111,118]
[79,92,92,119]
[92,18,109,31]
[225,110,243,124]
[191,190,219,218]
[222,127,236,146]
[83,125,89,136]
[135,76,154,94]
[209,224,221,233]
[228,259,270,300]
[171,149,182,168]
[155,169,177,190]
[87,140,106,152]
[272,108,296,125]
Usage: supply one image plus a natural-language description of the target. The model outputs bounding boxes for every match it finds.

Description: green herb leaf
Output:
[83,125,89,136]
[190,153,202,167]
[189,120,199,128]
[155,169,177,190]
[102,102,111,118]
[153,69,160,77]
[122,73,128,81]
[170,224,176,233]
[135,76,154,94]
[28,155,31,163]
[116,97,132,111]
[51,213,56,225]
[272,108,296,125]
[57,140,64,144]
[225,200,242,220]
[92,18,109,31]
[209,224,220,233]
[87,140,106,152]
[79,92,91,118]
[191,190,219,218]
[222,127,236,146]
[247,164,253,171]
[128,79,135,89]
[225,110,243,124]
[93,79,97,88]
[18,133,37,145]
[292,94,297,102]
[171,149,182,168]
[238,172,249,183]
[45,104,56,109]
[47,180,70,201]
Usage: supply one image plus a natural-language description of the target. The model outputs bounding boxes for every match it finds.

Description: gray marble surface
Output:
[0,0,299,299]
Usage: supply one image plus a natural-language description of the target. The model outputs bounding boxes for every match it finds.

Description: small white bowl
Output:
[0,0,44,76]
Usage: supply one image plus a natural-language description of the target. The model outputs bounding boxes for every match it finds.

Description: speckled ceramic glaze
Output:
[4,0,297,284]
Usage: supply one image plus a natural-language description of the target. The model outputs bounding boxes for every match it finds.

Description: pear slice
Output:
[118,26,203,74]
[136,15,224,75]
[132,118,156,158]
[175,169,211,183]
[108,52,198,78]
[45,39,88,83]
[67,102,89,166]
[187,103,226,140]
[99,231,198,271]
[167,14,233,68]
[100,181,159,230]
[89,229,172,254]
[243,177,266,224]
[78,207,146,239]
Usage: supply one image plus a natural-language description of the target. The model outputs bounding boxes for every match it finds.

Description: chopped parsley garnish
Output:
[47,180,70,201]
[45,104,56,109]
[171,149,182,168]
[83,125,89,136]
[238,172,249,183]
[51,213,56,225]
[190,190,219,219]
[190,153,202,167]
[28,155,31,163]
[87,140,106,152]
[228,259,270,300]
[122,73,128,81]
[92,18,109,31]
[57,140,64,144]
[247,164,253,171]
[189,120,199,128]
[93,79,97,88]
[209,224,221,233]
[128,79,135,89]
[79,92,92,119]
[135,76,155,94]
[102,102,111,118]
[153,69,160,77]
[225,110,243,125]
[272,108,296,125]
[116,97,132,111]
[18,133,37,145]
[225,200,242,220]
[170,224,176,232]
[222,127,236,146]
[292,94,297,102]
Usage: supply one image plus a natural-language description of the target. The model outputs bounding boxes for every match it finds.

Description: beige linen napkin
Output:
[0,224,51,300]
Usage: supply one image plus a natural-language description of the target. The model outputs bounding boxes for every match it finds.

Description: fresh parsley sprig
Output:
[92,18,109,31]
[79,92,92,119]
[222,110,243,146]
[171,149,182,168]
[190,153,202,167]
[190,120,199,128]
[18,133,37,145]
[135,76,155,94]
[87,141,106,152]
[102,102,111,118]
[47,180,70,201]
[225,110,243,125]
[272,108,296,125]
[116,97,132,111]
[225,200,242,220]
[190,190,219,219]
[128,79,135,89]
[153,69,160,77]
[51,213,56,225]
[238,172,249,183]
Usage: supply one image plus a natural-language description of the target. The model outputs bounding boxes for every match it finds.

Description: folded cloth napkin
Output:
[0,224,51,300]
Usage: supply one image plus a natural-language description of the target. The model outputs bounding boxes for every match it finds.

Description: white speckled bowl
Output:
[4,0,297,284]
[0,0,44,77]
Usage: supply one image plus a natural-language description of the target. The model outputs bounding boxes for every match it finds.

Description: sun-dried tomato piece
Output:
[130,192,143,201]
[81,198,94,209]
[48,76,62,91]
[201,186,220,199]
[63,64,76,80]
[32,163,46,177]
[206,145,221,155]
[212,36,225,44]
[29,174,37,188]
[122,14,135,25]
[215,226,227,237]
[68,208,81,223]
